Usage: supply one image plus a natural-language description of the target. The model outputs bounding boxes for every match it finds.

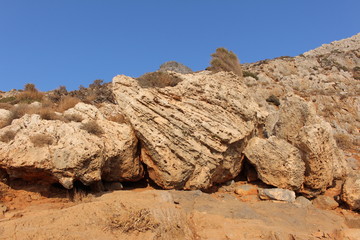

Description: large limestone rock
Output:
[113,71,266,190]
[297,123,347,193]
[342,174,360,210]
[271,95,347,194]
[243,136,305,190]
[0,103,143,189]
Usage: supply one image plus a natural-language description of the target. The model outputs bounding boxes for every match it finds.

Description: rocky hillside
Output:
[0,33,359,239]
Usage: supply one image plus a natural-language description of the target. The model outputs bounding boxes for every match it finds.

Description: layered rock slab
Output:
[113,72,265,190]
[0,103,143,189]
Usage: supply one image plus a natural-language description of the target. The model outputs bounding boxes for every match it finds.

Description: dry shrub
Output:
[81,121,104,136]
[0,130,16,143]
[10,104,34,120]
[243,70,259,80]
[37,107,63,121]
[108,208,159,233]
[57,96,80,112]
[24,83,37,92]
[17,89,44,104]
[107,114,126,124]
[207,47,243,76]
[69,80,115,104]
[30,134,54,147]
[0,97,17,104]
[137,71,182,88]
[334,133,353,149]
[0,103,14,110]
[64,114,83,122]
[0,119,12,129]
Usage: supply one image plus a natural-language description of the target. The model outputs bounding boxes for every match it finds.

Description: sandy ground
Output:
[1,181,360,240]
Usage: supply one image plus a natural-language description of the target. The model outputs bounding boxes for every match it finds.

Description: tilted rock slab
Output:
[113,72,266,190]
[244,136,305,190]
[0,103,143,189]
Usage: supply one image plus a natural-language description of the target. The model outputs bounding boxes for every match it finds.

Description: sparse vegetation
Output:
[30,134,54,147]
[69,79,115,104]
[137,71,182,88]
[81,121,104,136]
[108,208,159,233]
[243,71,259,80]
[17,83,44,104]
[38,107,63,121]
[266,95,280,106]
[57,96,80,112]
[0,130,16,143]
[0,96,17,104]
[0,103,14,110]
[207,47,243,77]
[64,114,83,122]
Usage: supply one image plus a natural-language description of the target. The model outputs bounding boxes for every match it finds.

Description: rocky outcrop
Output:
[243,136,305,190]
[0,103,143,189]
[113,71,266,190]
[159,61,193,74]
[244,34,360,162]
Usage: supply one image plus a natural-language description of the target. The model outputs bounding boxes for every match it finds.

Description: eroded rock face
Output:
[297,123,347,194]
[113,71,266,190]
[0,103,143,189]
[244,136,305,190]
[271,95,347,195]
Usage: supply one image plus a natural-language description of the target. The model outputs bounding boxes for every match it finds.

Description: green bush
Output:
[207,48,243,77]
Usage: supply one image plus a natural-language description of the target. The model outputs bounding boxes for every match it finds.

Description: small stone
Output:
[294,196,312,207]
[239,195,259,202]
[312,195,339,210]
[258,188,296,203]
[234,184,258,196]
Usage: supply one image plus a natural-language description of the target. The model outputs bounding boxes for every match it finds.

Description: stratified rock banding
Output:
[113,72,266,189]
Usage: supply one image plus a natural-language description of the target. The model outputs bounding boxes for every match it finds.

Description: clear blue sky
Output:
[0,1,359,92]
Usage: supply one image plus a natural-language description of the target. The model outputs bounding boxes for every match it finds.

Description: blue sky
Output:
[0,1,359,92]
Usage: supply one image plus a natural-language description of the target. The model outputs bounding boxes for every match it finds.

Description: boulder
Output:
[258,188,296,203]
[0,109,11,121]
[243,136,305,190]
[113,72,266,190]
[297,123,347,194]
[0,105,143,189]
[342,174,360,210]
[159,61,193,74]
[312,195,339,210]
[294,196,312,208]
[271,95,347,195]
